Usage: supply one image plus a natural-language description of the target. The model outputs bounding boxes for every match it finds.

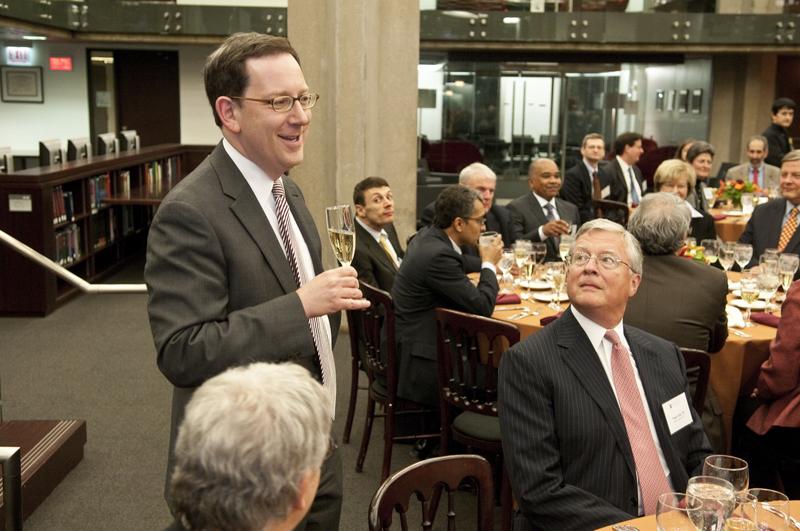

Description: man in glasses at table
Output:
[145,32,368,530]
[499,219,711,531]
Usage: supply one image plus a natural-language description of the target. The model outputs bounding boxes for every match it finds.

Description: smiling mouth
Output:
[278,133,302,143]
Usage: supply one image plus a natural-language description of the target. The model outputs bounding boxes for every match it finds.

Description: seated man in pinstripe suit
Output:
[498,219,711,531]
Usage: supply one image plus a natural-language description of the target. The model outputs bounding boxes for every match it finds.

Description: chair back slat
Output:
[357,282,398,397]
[368,455,495,531]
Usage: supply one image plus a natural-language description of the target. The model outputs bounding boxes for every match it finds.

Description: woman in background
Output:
[653,159,717,243]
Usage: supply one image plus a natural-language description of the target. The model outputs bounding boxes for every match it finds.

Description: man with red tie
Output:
[740,150,800,276]
[499,218,711,531]
[724,135,780,192]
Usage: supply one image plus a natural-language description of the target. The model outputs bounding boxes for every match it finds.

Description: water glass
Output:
[531,242,547,266]
[701,239,720,266]
[499,248,515,291]
[734,244,753,272]
[745,488,790,531]
[686,475,736,531]
[703,455,749,499]
[739,272,759,327]
[656,492,705,531]
[719,244,736,272]
[778,253,799,292]
[479,231,499,248]
[757,261,781,313]
[740,193,754,214]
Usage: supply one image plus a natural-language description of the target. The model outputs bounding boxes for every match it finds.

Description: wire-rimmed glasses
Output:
[230,92,320,112]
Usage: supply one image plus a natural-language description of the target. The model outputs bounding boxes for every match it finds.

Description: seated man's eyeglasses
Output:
[230,92,320,112]
[463,216,486,225]
[567,251,633,271]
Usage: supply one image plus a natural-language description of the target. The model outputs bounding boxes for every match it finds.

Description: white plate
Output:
[533,291,569,303]
[727,281,741,291]
[729,299,767,310]
[519,279,552,290]
[731,289,773,300]
[722,210,746,216]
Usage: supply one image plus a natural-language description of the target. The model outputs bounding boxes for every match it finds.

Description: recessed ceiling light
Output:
[22,35,47,41]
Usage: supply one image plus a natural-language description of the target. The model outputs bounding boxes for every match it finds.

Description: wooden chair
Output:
[343,298,368,444]
[368,454,494,531]
[351,282,438,481]
[435,308,520,531]
[681,347,711,415]
[592,198,630,226]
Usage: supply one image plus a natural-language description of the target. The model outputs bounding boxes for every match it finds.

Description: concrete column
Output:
[288,0,419,267]
[708,54,776,173]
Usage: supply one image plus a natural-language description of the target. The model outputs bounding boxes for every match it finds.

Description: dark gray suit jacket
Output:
[625,254,728,353]
[561,161,595,225]
[145,143,340,495]
[498,308,711,531]
[392,226,498,406]
[506,193,580,261]
[740,198,800,275]
[352,221,404,292]
[598,158,644,206]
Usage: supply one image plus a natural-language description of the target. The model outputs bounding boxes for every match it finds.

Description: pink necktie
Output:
[751,167,759,188]
[605,329,671,515]
[272,177,336,417]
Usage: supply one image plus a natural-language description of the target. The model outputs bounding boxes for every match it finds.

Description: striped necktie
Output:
[378,233,399,269]
[272,177,336,418]
[778,207,798,252]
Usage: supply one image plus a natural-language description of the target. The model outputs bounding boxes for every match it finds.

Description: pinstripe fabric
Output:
[498,308,712,531]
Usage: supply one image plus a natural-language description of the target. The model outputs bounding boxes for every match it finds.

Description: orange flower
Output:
[734,183,743,190]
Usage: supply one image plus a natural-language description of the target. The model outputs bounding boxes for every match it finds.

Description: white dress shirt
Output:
[355,216,401,267]
[222,138,333,346]
[571,306,673,514]
[616,156,643,207]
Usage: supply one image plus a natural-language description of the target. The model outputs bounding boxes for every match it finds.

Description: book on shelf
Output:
[117,170,131,198]
[52,187,76,224]
[55,223,81,266]
[89,173,112,213]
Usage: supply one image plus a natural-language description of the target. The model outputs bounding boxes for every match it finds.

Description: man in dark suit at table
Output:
[762,97,795,168]
[499,218,711,531]
[145,33,369,530]
[598,132,646,218]
[561,132,605,225]
[739,149,800,276]
[393,184,501,408]
[507,157,579,261]
[419,162,514,271]
[352,176,404,292]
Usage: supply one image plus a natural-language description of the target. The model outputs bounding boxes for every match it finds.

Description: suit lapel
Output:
[357,221,397,271]
[764,200,788,249]
[557,311,637,480]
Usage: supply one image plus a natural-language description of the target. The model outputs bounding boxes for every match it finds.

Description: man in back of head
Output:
[725,135,780,192]
[762,97,795,167]
[351,176,404,292]
[561,132,606,224]
[168,362,331,531]
[419,162,514,271]
[393,184,501,408]
[499,218,710,530]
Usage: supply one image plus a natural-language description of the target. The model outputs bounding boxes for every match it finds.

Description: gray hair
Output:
[782,149,800,164]
[459,162,497,185]
[628,193,691,256]
[170,362,331,531]
[574,218,643,274]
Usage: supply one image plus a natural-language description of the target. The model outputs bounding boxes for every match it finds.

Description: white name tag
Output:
[601,185,610,199]
[662,393,693,435]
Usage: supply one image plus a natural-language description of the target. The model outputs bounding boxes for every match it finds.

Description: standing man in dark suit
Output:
[599,132,645,210]
[499,218,711,530]
[762,97,795,168]
[393,185,501,407]
[507,158,579,261]
[419,163,514,271]
[145,33,368,530]
[740,149,800,274]
[561,132,605,225]
[352,176,404,292]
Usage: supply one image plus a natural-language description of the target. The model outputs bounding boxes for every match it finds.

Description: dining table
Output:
[489,270,779,451]
[594,499,800,530]
[710,207,751,242]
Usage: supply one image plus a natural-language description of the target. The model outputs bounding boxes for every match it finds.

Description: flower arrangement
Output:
[678,243,707,263]
[715,179,759,209]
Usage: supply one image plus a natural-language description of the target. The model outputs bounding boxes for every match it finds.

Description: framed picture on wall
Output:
[666,89,676,111]
[690,89,703,114]
[1,66,44,103]
[677,89,689,113]
[655,89,665,111]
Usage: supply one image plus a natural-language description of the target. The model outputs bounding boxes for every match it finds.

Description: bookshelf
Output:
[0,144,213,316]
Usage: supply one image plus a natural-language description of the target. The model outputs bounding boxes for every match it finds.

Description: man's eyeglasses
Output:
[566,251,633,271]
[463,216,486,225]
[230,93,320,113]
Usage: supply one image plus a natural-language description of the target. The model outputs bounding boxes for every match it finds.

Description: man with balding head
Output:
[725,135,780,192]
[507,158,580,261]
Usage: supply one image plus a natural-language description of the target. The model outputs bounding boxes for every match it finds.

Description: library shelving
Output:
[0,144,213,316]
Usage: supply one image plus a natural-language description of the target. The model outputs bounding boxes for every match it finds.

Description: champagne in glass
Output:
[325,205,355,266]
[778,253,799,292]
[559,235,575,262]
[739,276,759,327]
[723,518,757,531]
[734,244,753,272]
[547,262,566,311]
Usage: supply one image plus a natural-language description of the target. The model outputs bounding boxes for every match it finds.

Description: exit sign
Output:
[49,56,73,71]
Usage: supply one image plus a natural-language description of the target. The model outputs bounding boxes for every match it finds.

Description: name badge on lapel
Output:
[662,393,693,435]
[601,185,611,199]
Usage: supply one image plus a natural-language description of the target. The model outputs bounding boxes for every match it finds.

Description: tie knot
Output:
[604,329,621,346]
[272,177,285,199]
[791,208,798,219]
[545,203,554,212]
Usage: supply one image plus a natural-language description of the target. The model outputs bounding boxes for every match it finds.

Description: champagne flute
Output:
[531,242,547,267]
[687,476,736,531]
[734,244,753,272]
[521,251,536,301]
[701,239,720,266]
[656,492,705,531]
[559,234,575,262]
[739,273,759,327]
[547,261,566,311]
[325,205,355,266]
[778,253,799,293]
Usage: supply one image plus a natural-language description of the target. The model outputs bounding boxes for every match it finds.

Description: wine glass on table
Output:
[687,475,736,531]
[745,488,790,531]
[559,234,575,262]
[733,244,753,272]
[498,248,515,292]
[546,261,566,311]
[656,492,705,531]
[701,239,720,267]
[739,272,759,327]
[718,243,736,273]
[778,253,799,295]
[703,455,749,508]
[757,260,781,313]
[325,205,355,266]
[520,251,536,301]
[531,242,547,268]
[513,240,532,286]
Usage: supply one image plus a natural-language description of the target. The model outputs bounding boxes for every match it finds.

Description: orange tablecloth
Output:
[711,208,750,242]
[595,500,800,530]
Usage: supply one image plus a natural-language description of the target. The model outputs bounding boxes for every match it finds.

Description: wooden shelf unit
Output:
[0,144,213,316]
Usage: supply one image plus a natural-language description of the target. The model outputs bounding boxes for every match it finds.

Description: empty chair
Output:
[368,454,494,531]
[681,347,711,415]
[592,198,630,226]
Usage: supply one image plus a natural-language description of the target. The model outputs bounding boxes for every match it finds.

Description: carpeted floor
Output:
[0,256,495,530]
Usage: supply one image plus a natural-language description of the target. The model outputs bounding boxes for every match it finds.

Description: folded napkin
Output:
[750,312,780,328]
[540,313,562,326]
[712,213,727,221]
[496,293,521,305]
[726,305,745,328]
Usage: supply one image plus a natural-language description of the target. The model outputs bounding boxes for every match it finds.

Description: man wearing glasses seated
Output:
[499,219,711,530]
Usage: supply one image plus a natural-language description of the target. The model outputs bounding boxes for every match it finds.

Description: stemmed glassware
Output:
[701,239,720,266]
[325,205,355,266]
[686,476,737,531]
[778,253,799,294]
[559,234,575,262]
[656,492,705,531]
[739,272,759,327]
[498,248,515,292]
[520,250,536,301]
[546,261,566,311]
[718,243,736,273]
[734,244,753,272]
[757,260,781,313]
[513,240,532,287]
[531,242,547,268]
[745,488,790,531]
[703,456,749,501]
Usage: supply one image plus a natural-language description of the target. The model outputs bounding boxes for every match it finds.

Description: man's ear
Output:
[452,217,464,233]
[354,204,365,218]
[215,96,241,134]
[292,469,320,512]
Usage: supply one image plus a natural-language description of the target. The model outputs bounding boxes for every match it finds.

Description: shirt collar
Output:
[533,192,556,209]
[583,158,598,174]
[448,235,463,255]
[616,155,632,175]
[571,305,626,352]
[356,216,386,242]
[222,137,281,188]
[786,200,799,217]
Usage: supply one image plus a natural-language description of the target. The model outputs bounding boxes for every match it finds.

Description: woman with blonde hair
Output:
[653,159,717,242]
